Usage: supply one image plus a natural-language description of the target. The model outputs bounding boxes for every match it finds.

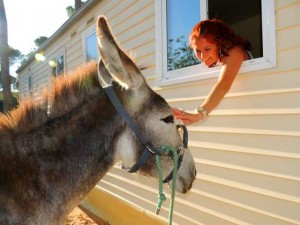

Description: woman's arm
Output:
[202,47,245,113]
[173,47,245,125]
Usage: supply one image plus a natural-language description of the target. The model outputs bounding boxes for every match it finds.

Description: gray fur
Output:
[0,16,196,225]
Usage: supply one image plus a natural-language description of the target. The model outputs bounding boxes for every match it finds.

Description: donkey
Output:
[0,16,196,225]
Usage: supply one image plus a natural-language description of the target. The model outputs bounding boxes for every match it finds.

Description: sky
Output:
[3,0,74,80]
[4,0,72,55]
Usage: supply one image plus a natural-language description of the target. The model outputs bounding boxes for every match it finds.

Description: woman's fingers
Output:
[172,108,182,116]
[172,108,194,125]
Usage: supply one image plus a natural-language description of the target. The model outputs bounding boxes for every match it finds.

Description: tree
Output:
[34,36,48,48]
[7,46,23,65]
[167,36,199,71]
[0,0,14,112]
[66,6,75,17]
[0,46,23,90]
[0,72,18,89]
[66,0,87,17]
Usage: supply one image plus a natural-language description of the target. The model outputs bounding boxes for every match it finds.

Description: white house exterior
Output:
[17,1,300,224]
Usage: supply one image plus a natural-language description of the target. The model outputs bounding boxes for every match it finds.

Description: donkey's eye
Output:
[161,115,174,124]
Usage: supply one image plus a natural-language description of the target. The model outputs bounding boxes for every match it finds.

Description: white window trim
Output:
[50,48,66,76]
[27,68,33,95]
[82,25,97,62]
[155,0,276,86]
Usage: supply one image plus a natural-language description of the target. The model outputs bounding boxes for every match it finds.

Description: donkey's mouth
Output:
[173,167,196,193]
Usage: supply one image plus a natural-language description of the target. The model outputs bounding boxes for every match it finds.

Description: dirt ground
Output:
[65,206,109,225]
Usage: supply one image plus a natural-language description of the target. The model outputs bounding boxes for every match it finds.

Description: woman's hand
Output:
[172,108,202,125]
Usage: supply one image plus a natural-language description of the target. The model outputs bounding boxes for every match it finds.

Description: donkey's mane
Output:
[0,61,99,135]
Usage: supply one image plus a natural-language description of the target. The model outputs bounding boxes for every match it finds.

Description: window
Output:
[155,0,276,86]
[50,54,65,77]
[83,26,99,62]
[28,76,32,91]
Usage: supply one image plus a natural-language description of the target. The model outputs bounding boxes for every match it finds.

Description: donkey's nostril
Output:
[190,168,197,179]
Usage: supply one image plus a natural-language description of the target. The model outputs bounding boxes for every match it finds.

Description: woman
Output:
[173,19,252,125]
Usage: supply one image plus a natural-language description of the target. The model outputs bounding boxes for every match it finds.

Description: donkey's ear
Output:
[97,59,113,87]
[96,15,146,89]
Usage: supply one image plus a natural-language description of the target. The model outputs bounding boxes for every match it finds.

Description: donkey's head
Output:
[96,16,196,193]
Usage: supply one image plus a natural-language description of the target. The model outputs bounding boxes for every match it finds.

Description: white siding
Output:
[96,0,300,224]
[17,0,300,224]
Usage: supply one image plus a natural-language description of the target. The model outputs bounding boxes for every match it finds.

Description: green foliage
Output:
[0,91,18,112]
[0,71,18,89]
[0,91,18,99]
[66,6,75,17]
[34,36,48,48]
[8,46,23,65]
[0,46,23,66]
[0,45,22,90]
[167,36,200,71]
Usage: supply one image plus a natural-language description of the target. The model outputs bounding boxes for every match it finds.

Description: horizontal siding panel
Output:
[114,5,154,36]
[194,170,300,223]
[275,47,300,72]
[277,24,300,50]
[100,171,236,225]
[66,55,84,70]
[191,146,300,181]
[276,0,299,10]
[121,28,155,57]
[137,53,155,70]
[191,179,299,225]
[276,1,300,30]
[189,114,300,134]
[142,66,155,79]
[110,0,154,30]
[66,37,82,57]
[66,49,83,67]
[167,90,300,116]
[103,0,138,22]
[17,1,300,225]
[134,40,156,63]
[157,69,300,101]
[195,162,300,203]
[116,19,154,51]
[119,19,154,51]
[100,175,199,225]
[189,131,300,157]
[146,76,156,87]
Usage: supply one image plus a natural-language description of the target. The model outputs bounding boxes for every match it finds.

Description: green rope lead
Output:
[155,146,178,225]
[155,155,166,215]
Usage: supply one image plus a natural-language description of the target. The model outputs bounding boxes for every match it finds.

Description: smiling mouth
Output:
[203,57,211,63]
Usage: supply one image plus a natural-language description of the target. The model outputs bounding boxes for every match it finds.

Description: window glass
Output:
[28,76,32,91]
[208,0,262,58]
[51,64,57,77]
[57,55,64,74]
[50,55,64,77]
[166,0,200,71]
[86,32,98,62]
[156,0,275,86]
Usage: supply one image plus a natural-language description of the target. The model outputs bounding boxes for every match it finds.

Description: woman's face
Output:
[191,37,219,67]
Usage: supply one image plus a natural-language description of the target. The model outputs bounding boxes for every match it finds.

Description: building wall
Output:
[18,0,300,224]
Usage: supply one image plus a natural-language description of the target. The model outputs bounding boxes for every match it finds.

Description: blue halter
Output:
[103,86,187,182]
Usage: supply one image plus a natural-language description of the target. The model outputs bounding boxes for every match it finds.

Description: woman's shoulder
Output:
[225,46,249,62]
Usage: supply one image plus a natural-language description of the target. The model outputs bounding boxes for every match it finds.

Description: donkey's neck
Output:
[0,87,125,224]
[29,95,121,203]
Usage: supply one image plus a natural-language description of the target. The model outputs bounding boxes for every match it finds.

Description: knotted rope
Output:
[155,146,178,225]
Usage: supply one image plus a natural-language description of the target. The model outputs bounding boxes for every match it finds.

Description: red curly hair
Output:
[189,19,251,57]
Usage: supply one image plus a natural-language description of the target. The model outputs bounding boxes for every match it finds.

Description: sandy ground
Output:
[65,206,109,225]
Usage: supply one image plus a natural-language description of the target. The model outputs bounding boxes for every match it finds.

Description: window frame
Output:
[50,49,66,77]
[155,0,276,86]
[82,25,99,62]
[28,76,32,91]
